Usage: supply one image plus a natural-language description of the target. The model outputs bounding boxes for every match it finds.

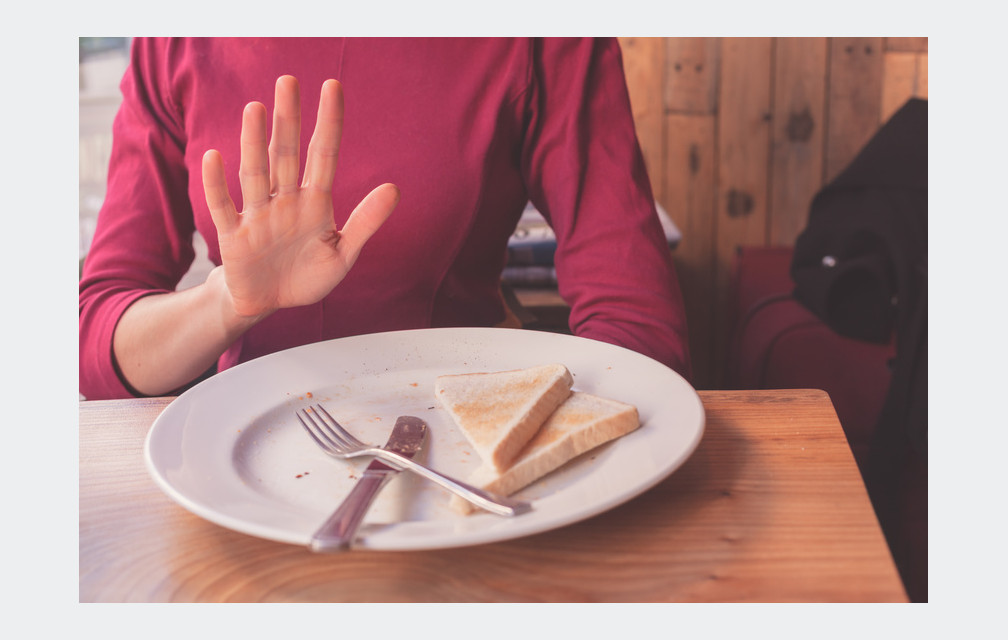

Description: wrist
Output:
[206,266,272,335]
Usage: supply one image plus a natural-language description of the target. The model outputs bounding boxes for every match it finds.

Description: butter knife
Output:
[308,416,427,552]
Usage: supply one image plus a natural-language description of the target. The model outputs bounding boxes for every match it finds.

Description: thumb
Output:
[338,183,400,256]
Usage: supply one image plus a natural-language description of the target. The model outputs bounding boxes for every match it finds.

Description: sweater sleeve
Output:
[78,38,198,399]
[520,38,692,381]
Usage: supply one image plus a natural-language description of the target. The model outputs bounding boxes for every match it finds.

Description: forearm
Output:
[111,266,267,396]
[523,39,691,379]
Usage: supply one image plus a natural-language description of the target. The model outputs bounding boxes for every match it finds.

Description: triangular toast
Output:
[451,391,640,514]
[435,363,573,471]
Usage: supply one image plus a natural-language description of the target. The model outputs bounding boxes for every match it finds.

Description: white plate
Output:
[144,327,705,550]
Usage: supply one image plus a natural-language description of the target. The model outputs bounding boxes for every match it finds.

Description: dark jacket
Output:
[791,98,927,458]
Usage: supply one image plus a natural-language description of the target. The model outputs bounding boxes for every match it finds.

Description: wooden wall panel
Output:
[886,37,928,52]
[713,38,772,380]
[881,52,924,122]
[825,37,885,181]
[665,115,716,388]
[618,37,667,204]
[664,38,720,114]
[770,37,827,245]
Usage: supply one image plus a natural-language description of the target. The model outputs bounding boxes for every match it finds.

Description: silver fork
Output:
[296,404,532,517]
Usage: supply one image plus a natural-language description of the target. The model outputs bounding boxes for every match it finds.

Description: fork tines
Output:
[296,404,364,455]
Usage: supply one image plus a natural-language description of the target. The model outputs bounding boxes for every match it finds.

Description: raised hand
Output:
[201,76,399,318]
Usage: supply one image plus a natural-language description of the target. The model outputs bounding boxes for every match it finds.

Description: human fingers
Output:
[302,79,344,191]
[238,101,271,209]
[268,75,301,194]
[202,149,239,234]
[338,183,400,257]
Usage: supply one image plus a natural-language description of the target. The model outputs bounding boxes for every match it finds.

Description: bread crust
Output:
[435,363,574,471]
[451,391,641,514]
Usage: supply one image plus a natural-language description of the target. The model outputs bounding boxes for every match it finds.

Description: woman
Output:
[79,37,691,399]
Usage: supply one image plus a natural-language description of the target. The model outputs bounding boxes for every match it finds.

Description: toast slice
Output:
[451,391,641,514]
[435,363,573,471]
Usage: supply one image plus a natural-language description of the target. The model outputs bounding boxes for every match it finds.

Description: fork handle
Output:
[369,449,532,517]
[309,468,392,552]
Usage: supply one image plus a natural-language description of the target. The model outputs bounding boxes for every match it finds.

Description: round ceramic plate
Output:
[144,327,705,550]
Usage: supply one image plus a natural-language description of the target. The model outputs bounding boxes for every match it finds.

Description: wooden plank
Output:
[714,37,773,387]
[881,51,925,122]
[664,114,716,388]
[665,37,720,114]
[619,37,667,203]
[825,37,885,182]
[769,37,827,246]
[886,37,928,52]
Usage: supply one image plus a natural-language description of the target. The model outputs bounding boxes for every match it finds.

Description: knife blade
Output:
[308,416,428,552]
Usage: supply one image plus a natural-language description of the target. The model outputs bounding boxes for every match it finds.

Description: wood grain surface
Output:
[79,390,907,602]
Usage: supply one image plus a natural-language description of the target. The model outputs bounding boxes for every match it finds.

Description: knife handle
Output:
[309,469,392,552]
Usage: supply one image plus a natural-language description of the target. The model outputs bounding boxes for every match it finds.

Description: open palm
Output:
[202,76,399,318]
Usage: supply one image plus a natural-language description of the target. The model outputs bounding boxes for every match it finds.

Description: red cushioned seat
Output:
[725,247,896,471]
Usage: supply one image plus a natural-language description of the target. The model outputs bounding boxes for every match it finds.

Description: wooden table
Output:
[79,389,907,602]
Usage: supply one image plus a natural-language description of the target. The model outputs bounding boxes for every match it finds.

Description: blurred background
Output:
[79,37,210,291]
[78,37,929,390]
[617,37,926,389]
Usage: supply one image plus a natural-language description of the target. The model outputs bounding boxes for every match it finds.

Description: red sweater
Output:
[79,37,691,399]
